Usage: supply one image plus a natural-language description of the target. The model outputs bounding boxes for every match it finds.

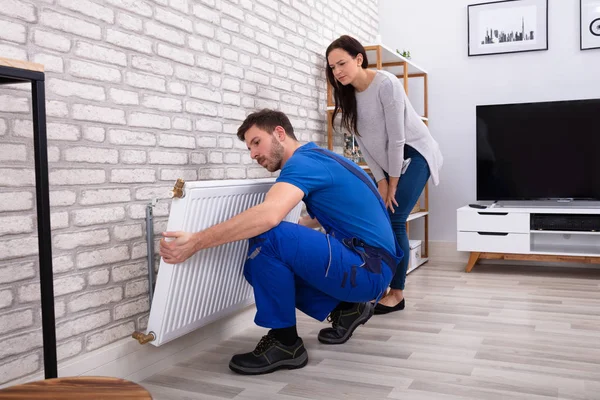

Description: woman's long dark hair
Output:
[325,35,368,136]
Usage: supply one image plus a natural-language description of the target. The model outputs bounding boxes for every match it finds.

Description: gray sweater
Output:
[354,70,443,185]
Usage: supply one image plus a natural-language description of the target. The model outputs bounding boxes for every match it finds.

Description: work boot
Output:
[317,302,374,344]
[228,332,308,375]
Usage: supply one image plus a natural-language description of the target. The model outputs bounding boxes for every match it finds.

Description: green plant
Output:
[396,49,411,59]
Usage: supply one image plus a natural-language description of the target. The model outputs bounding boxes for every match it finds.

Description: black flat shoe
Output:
[374,298,405,315]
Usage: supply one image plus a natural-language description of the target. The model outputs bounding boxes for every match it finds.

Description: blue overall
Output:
[243,143,403,328]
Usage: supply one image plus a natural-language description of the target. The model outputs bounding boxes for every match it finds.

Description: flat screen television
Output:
[476,98,600,201]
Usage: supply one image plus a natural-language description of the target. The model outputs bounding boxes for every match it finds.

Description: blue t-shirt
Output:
[276,142,397,257]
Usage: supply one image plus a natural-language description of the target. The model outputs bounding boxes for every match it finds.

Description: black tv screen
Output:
[476,98,600,201]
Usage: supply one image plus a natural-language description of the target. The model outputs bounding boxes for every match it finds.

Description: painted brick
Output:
[126,72,166,92]
[175,66,209,83]
[0,43,26,60]
[86,321,135,351]
[69,60,121,83]
[0,19,26,43]
[0,331,40,359]
[80,189,131,205]
[106,29,152,53]
[125,279,148,298]
[57,339,83,361]
[0,354,39,386]
[72,104,126,125]
[1,0,36,22]
[192,4,219,24]
[158,133,196,149]
[185,101,218,116]
[160,169,197,181]
[135,186,172,200]
[110,169,156,183]
[108,129,156,146]
[129,112,171,129]
[157,43,195,65]
[105,0,153,17]
[0,144,27,162]
[47,122,82,141]
[68,287,123,313]
[73,207,125,227]
[117,13,142,32]
[0,192,33,212]
[58,0,114,23]
[33,29,71,52]
[114,298,149,320]
[47,100,69,118]
[111,261,146,282]
[173,117,192,131]
[145,20,185,45]
[120,149,147,164]
[88,269,110,286]
[40,10,102,39]
[142,95,182,112]
[83,127,106,142]
[53,229,110,250]
[56,310,111,341]
[0,290,13,309]
[51,212,69,230]
[0,95,29,113]
[132,56,174,76]
[113,224,143,240]
[50,169,106,185]
[53,255,75,274]
[0,262,36,285]
[77,245,130,269]
[0,168,35,186]
[33,53,64,73]
[155,7,193,32]
[74,42,127,66]
[149,151,188,164]
[64,147,119,164]
[0,309,33,335]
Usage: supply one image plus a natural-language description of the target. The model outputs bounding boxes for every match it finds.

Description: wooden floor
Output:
[141,258,600,400]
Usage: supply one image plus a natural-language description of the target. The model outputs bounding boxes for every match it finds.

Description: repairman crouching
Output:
[159,109,403,375]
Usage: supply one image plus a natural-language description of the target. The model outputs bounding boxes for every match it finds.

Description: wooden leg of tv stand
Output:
[465,252,600,272]
[465,252,480,272]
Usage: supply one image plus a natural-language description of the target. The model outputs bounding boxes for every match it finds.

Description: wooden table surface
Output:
[0,376,152,399]
[0,57,44,72]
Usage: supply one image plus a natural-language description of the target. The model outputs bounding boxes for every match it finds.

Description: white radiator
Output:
[145,178,302,346]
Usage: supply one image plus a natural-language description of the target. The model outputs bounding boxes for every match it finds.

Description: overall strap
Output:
[310,148,390,224]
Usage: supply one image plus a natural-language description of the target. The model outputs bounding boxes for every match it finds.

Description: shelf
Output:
[407,257,429,274]
[531,230,600,236]
[407,211,428,222]
[364,43,428,76]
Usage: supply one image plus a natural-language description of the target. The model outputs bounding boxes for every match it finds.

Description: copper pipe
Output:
[132,331,155,345]
[169,178,185,198]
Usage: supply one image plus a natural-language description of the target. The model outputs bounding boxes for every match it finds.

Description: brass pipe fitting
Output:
[132,331,155,344]
[169,178,185,198]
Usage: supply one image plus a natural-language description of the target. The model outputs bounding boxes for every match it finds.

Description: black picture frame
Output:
[468,0,549,57]
[580,0,600,50]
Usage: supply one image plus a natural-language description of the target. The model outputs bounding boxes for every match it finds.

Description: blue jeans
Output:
[386,145,430,290]
[243,222,394,328]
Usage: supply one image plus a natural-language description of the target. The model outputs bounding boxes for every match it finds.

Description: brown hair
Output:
[325,35,368,136]
[237,109,297,141]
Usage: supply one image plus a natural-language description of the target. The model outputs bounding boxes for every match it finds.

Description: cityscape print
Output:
[481,17,535,44]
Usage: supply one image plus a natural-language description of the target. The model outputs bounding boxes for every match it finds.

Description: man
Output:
[160,109,402,375]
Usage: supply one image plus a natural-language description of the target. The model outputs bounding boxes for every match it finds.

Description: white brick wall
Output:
[0,0,378,385]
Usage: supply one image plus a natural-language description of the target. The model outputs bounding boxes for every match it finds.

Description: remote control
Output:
[469,204,487,209]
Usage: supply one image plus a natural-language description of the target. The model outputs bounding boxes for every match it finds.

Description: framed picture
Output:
[581,0,600,50]
[468,0,548,56]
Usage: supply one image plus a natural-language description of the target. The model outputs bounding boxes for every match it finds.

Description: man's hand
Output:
[160,231,198,264]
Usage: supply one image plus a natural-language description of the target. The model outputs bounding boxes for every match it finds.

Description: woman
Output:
[325,35,443,314]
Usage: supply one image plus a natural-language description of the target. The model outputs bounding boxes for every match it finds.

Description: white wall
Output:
[0,0,379,386]
[379,0,600,242]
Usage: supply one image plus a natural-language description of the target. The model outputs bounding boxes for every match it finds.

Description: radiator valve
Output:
[132,331,155,345]
[169,178,185,198]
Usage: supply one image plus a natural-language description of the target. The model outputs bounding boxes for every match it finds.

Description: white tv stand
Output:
[457,204,600,272]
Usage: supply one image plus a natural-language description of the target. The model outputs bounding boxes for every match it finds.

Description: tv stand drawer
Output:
[457,232,530,253]
[457,209,529,233]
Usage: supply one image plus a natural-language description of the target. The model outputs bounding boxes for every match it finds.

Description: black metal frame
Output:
[467,0,549,57]
[0,65,57,379]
